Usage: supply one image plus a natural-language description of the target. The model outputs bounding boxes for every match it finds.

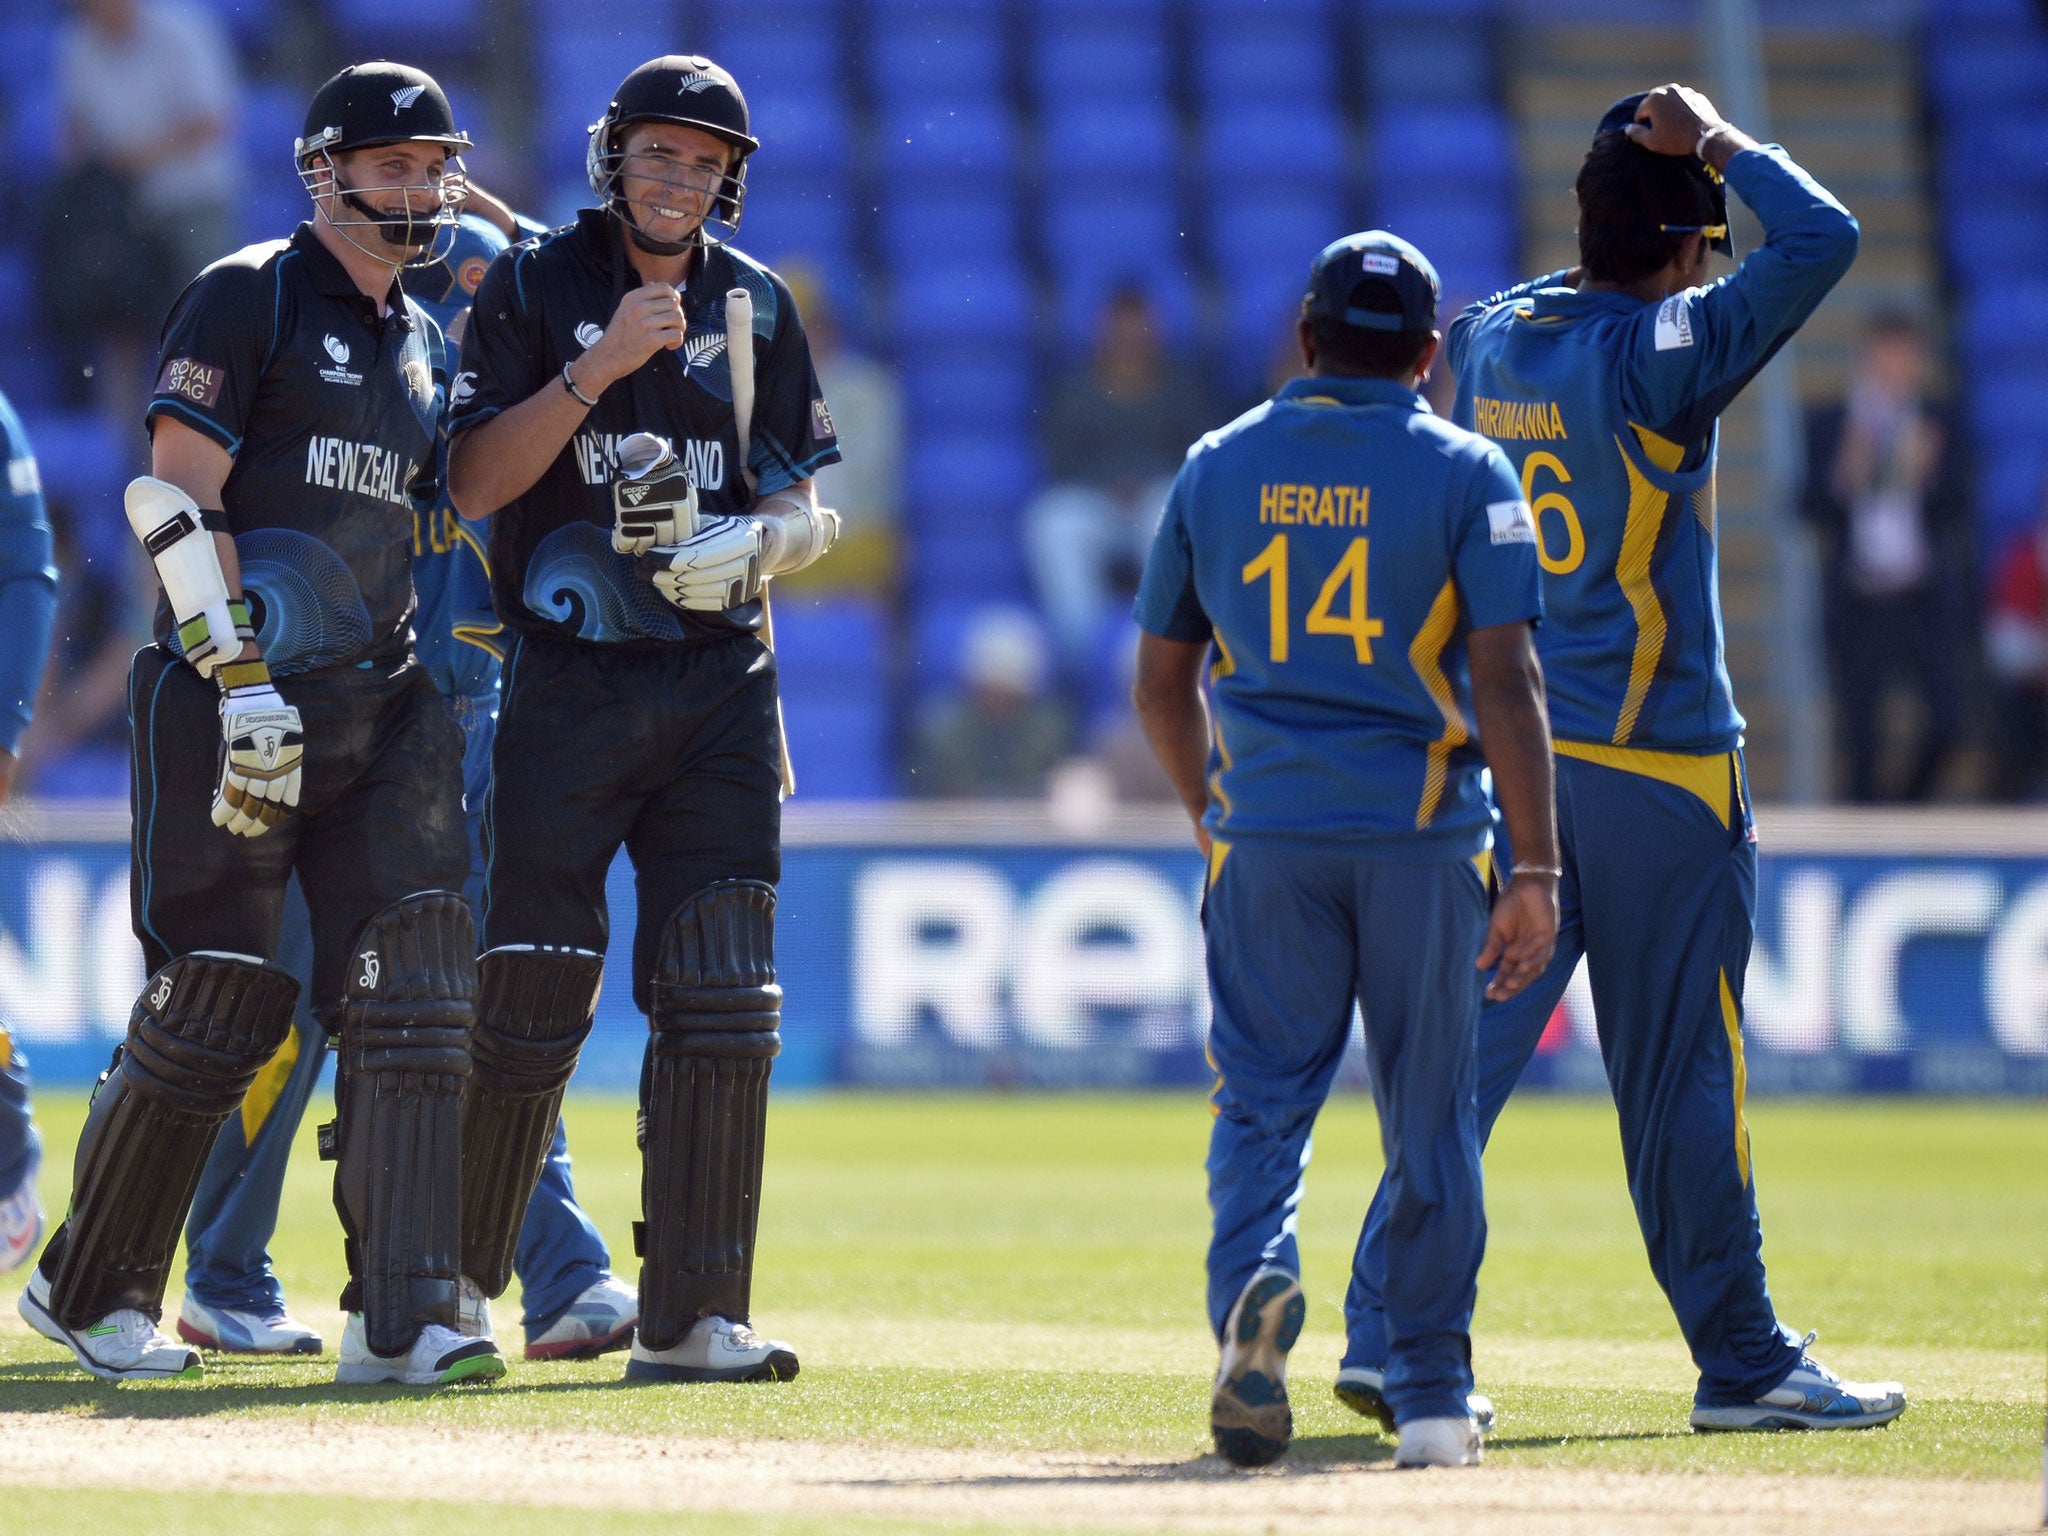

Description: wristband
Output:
[561,361,599,409]
[1511,861,1563,881]
[1694,124,1724,162]
[217,657,273,693]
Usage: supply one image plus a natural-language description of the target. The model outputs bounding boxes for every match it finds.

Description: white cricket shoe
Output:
[334,1312,505,1386]
[1334,1365,1496,1434]
[526,1274,638,1361]
[176,1295,323,1355]
[0,1167,40,1273]
[1690,1333,1906,1431]
[17,1267,201,1382]
[1394,1413,1483,1468]
[625,1315,798,1383]
[1210,1267,1305,1468]
[455,1276,495,1342]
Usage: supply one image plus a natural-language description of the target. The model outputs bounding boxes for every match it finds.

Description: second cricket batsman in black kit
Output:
[447,55,840,1382]
[17,63,506,1388]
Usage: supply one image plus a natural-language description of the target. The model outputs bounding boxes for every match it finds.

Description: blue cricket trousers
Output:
[1343,751,1801,1406]
[1204,841,1489,1426]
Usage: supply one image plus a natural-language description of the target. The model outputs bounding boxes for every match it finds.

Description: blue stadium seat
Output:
[0,21,62,172]
[1963,287,2048,370]
[733,176,854,270]
[17,413,125,504]
[879,189,1022,268]
[1032,16,1170,103]
[536,22,674,185]
[328,0,487,54]
[1360,0,1492,14]
[749,91,855,181]
[869,10,1009,103]
[1199,106,1347,190]
[1939,124,2048,201]
[1369,107,1515,193]
[1043,194,1202,342]
[183,0,282,50]
[1192,0,1329,18]
[1042,101,1179,186]
[702,6,845,88]
[1037,0,1169,15]
[887,259,1036,349]
[1196,23,1334,105]
[1361,19,1493,104]
[237,83,306,245]
[876,103,1018,186]
[1943,208,2039,287]
[780,694,894,799]
[908,531,1036,616]
[905,432,1040,528]
[901,354,1035,434]
[1370,194,1514,302]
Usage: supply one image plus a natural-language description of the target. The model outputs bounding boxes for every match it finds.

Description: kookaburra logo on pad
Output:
[149,977,173,1010]
[683,334,727,371]
[358,951,381,989]
[391,85,427,112]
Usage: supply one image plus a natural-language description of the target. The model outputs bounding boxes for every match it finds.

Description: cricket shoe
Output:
[526,1275,638,1361]
[0,1167,39,1273]
[625,1315,798,1383]
[1689,1333,1905,1432]
[17,1267,201,1381]
[1210,1267,1306,1468]
[176,1295,323,1355]
[455,1276,495,1342]
[1394,1414,1483,1468]
[334,1312,505,1387]
[1334,1366,1496,1435]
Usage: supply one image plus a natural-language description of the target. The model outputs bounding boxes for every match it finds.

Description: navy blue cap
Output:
[1306,231,1440,334]
[1594,92,1733,256]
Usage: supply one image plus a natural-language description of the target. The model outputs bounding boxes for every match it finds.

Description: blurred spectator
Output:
[1085,626,1179,804]
[41,0,240,416]
[1985,500,2048,801]
[775,262,902,603]
[908,607,1072,798]
[17,501,152,798]
[1801,312,1968,802]
[1025,284,1221,675]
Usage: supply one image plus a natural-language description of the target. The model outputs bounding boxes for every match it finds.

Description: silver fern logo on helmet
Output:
[391,84,427,112]
[675,74,720,94]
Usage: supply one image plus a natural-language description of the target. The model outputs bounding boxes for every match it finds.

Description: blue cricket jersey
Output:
[1135,375,1542,855]
[0,390,57,757]
[410,212,511,698]
[1449,144,1857,757]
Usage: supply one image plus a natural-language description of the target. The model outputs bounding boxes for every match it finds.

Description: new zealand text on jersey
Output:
[572,431,725,491]
[304,435,412,507]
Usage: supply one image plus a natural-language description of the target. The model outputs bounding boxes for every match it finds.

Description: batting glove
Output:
[611,432,698,554]
[643,515,765,612]
[212,676,303,837]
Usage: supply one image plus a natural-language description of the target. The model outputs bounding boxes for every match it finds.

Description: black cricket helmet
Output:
[587,55,757,251]
[296,62,472,261]
[1595,92,1733,257]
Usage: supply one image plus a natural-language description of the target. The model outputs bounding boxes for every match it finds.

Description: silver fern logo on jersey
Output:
[575,321,604,349]
[683,333,727,372]
[391,85,427,113]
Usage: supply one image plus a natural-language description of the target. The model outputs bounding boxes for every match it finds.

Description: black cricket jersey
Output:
[448,209,840,646]
[146,223,447,676]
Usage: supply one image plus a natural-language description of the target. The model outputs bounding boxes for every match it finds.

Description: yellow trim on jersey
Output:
[0,1022,11,1071]
[1719,968,1752,1187]
[1206,836,1232,890]
[1472,847,1494,890]
[1204,1037,1225,1119]
[1629,422,1688,473]
[1207,633,1238,828]
[1613,445,1673,745]
[239,1028,302,1145]
[448,519,507,661]
[1552,740,1733,828]
[1409,579,1467,829]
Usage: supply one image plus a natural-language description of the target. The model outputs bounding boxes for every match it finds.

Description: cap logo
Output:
[323,335,350,365]
[391,84,427,113]
[1362,253,1400,276]
[676,73,720,94]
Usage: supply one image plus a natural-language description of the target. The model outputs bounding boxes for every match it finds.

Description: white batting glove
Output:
[212,682,303,837]
[643,515,765,612]
[611,432,698,554]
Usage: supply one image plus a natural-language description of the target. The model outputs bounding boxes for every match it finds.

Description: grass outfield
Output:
[0,1091,2042,1532]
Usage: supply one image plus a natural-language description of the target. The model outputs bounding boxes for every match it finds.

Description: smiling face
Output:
[615,122,732,247]
[320,140,455,250]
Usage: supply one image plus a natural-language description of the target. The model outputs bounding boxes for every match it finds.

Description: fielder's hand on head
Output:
[1477,871,1560,1002]
[1626,83,1728,157]
[213,682,303,837]
[642,514,765,612]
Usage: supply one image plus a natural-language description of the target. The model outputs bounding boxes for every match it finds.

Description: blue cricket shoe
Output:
[1690,1331,1906,1431]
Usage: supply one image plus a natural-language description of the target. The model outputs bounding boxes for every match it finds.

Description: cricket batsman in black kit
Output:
[17,62,506,1388]
[447,55,840,1382]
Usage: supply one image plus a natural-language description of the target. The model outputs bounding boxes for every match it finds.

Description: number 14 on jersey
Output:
[1241,533,1384,664]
